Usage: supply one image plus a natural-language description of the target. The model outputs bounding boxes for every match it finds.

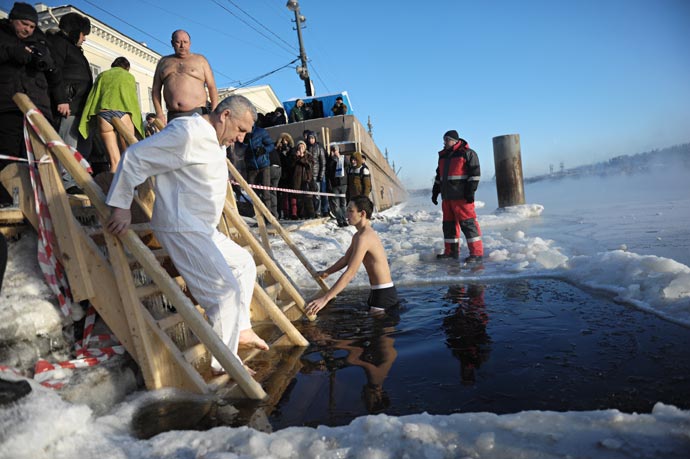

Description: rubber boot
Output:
[437,242,459,259]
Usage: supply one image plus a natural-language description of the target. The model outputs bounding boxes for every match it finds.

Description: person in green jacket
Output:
[78,57,143,172]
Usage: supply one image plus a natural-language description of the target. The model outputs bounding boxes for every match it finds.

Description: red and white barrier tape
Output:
[16,110,122,390]
[33,306,125,389]
[232,180,346,198]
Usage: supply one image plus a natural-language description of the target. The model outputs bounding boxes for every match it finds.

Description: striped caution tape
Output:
[18,111,123,390]
[231,180,346,198]
[33,306,125,389]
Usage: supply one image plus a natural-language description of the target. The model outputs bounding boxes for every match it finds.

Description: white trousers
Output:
[155,229,256,370]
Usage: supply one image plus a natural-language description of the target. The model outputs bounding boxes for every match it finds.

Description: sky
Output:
[2,0,690,187]
[2,168,690,458]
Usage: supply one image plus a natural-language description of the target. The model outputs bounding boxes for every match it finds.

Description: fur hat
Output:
[443,130,460,141]
[59,13,91,44]
[9,2,38,24]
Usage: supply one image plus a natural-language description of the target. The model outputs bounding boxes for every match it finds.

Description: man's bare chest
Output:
[161,59,204,80]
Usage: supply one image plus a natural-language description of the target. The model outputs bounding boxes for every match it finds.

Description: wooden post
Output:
[30,130,95,302]
[492,134,526,208]
[112,117,155,219]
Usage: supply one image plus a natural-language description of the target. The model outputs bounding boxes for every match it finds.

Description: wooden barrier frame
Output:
[14,93,266,400]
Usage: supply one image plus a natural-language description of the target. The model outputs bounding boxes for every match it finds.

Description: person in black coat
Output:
[0,2,65,203]
[47,12,93,192]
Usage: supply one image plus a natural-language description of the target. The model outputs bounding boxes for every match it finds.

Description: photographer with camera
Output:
[0,2,66,203]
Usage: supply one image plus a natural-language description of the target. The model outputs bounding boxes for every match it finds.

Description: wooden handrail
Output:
[226,159,329,293]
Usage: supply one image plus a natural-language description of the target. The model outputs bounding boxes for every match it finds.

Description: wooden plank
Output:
[0,208,24,224]
[0,164,38,230]
[32,132,95,302]
[254,209,273,258]
[103,233,158,388]
[112,117,155,219]
[251,284,308,347]
[106,233,209,394]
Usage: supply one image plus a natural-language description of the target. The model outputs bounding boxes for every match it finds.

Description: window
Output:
[90,64,101,79]
[135,82,141,109]
[148,87,154,112]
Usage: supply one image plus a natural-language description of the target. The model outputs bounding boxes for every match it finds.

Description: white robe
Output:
[106,114,256,369]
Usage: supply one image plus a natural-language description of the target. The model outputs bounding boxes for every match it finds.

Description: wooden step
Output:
[155,303,206,332]
[263,282,280,299]
[136,275,186,299]
[0,207,24,225]
[183,342,209,364]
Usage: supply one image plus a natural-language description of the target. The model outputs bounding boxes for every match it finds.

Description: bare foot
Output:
[239,329,269,351]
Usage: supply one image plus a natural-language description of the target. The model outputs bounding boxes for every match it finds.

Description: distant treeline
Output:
[525,142,690,184]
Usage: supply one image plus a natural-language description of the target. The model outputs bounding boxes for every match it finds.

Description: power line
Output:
[222,0,296,52]
[80,0,238,83]
[209,0,296,56]
[232,58,300,89]
[81,0,168,48]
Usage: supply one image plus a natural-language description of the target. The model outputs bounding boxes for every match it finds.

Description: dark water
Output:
[260,279,690,429]
[132,279,690,436]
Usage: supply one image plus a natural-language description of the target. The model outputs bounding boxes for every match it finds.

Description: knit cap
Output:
[443,130,459,141]
[9,2,38,23]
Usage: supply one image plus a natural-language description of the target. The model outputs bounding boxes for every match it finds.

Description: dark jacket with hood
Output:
[46,29,92,117]
[0,19,62,116]
[244,125,274,171]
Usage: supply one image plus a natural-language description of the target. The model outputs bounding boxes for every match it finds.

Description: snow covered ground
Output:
[1,169,689,458]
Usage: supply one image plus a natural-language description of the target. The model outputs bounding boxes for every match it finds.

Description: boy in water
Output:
[306,196,399,315]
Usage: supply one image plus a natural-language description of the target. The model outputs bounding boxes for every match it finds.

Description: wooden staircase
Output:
[7,93,319,400]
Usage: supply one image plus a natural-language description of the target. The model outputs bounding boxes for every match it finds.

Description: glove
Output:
[465,181,478,203]
[431,182,440,205]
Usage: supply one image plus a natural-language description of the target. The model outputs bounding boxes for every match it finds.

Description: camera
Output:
[27,44,54,71]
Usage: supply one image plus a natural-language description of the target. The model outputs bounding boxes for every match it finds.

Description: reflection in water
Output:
[294,305,401,418]
[333,309,400,413]
[442,284,491,385]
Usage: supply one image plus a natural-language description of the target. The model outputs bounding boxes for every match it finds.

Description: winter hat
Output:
[10,2,38,23]
[443,130,459,141]
[59,13,91,44]
[296,140,307,148]
[307,131,316,140]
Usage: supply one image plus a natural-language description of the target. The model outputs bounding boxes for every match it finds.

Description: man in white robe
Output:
[105,94,268,373]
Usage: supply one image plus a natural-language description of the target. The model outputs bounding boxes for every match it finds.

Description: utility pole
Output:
[286,0,314,97]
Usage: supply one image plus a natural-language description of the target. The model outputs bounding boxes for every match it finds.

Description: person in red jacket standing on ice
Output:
[431,130,484,264]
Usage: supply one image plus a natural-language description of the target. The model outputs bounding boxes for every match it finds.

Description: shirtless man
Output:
[306,196,399,315]
[152,29,218,125]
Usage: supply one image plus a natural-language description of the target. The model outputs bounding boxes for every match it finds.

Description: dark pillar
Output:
[492,134,525,208]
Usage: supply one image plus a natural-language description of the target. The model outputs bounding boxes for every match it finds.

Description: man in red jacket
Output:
[431,130,484,264]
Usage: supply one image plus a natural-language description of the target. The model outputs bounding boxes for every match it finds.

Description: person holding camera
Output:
[0,2,66,203]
